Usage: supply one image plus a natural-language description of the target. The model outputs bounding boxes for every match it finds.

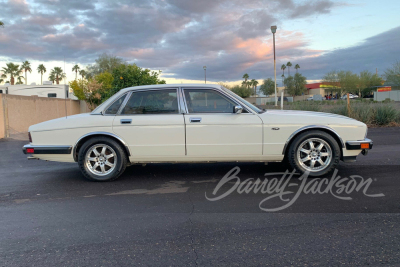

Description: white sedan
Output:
[23,84,372,181]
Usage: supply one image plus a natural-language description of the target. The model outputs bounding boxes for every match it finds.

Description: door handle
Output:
[120,119,132,124]
[190,117,202,123]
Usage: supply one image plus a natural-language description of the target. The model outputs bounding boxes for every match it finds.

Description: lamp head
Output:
[203,66,206,70]
[271,25,277,34]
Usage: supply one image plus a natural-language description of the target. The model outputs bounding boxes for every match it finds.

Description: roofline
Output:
[119,83,221,93]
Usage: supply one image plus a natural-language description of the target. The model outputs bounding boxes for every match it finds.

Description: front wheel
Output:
[287,130,341,177]
[78,137,127,181]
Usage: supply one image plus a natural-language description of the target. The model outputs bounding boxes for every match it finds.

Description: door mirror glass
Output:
[234,105,243,114]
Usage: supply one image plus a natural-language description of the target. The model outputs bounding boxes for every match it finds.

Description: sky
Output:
[0,0,399,86]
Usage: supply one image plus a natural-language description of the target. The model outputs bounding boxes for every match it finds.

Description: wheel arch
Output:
[73,132,131,162]
[282,125,345,157]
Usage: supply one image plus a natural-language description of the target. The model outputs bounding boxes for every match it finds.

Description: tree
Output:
[281,64,286,76]
[86,53,125,77]
[37,64,46,85]
[337,70,359,96]
[293,73,307,96]
[72,64,80,80]
[384,60,400,88]
[110,63,166,97]
[69,79,103,110]
[295,64,300,73]
[2,63,23,85]
[0,21,4,27]
[242,73,249,82]
[250,79,258,95]
[358,70,382,96]
[259,78,275,96]
[231,85,253,98]
[16,76,24,84]
[284,76,295,96]
[21,61,32,85]
[286,62,292,76]
[79,69,87,79]
[50,67,65,84]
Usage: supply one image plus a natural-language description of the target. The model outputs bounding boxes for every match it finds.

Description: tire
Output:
[78,137,127,181]
[287,130,340,177]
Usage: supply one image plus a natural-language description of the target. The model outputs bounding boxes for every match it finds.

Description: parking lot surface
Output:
[1,128,400,266]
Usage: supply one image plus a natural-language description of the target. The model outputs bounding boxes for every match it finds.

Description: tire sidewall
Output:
[78,137,127,181]
[288,131,341,177]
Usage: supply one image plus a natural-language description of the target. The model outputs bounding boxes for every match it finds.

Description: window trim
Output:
[181,87,252,114]
[116,88,181,116]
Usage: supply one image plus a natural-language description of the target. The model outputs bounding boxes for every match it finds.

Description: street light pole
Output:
[203,66,206,84]
[271,25,277,106]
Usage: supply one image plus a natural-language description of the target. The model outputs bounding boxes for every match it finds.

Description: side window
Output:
[121,89,179,114]
[184,89,239,113]
[48,93,57,98]
[105,93,127,115]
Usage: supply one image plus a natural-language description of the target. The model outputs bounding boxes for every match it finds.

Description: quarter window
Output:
[184,89,239,113]
[121,89,179,114]
[105,93,127,115]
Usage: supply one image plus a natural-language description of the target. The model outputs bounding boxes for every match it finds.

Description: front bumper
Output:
[22,145,72,155]
[345,138,373,150]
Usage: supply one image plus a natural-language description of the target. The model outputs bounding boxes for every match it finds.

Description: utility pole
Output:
[271,26,277,106]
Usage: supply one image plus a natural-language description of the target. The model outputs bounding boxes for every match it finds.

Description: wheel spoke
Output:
[308,141,315,150]
[87,157,97,162]
[100,164,106,174]
[101,146,106,155]
[320,152,330,157]
[317,159,325,166]
[310,160,316,168]
[105,161,114,168]
[316,143,324,151]
[300,148,310,154]
[105,153,114,159]
[92,162,99,170]
[301,156,310,162]
[92,149,100,157]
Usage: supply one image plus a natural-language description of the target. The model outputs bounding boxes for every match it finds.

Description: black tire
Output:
[78,137,127,181]
[287,130,340,177]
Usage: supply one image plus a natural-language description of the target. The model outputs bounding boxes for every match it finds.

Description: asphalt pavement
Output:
[1,128,400,266]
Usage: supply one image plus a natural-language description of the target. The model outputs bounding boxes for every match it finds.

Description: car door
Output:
[182,88,263,157]
[112,88,185,158]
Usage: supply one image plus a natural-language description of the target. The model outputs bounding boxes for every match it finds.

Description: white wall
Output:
[0,84,77,100]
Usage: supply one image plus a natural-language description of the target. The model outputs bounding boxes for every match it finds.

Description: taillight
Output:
[28,132,32,143]
[26,148,34,154]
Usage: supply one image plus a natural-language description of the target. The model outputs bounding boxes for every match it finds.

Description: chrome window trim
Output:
[282,125,345,155]
[115,88,181,116]
[180,87,253,114]
[73,131,131,161]
[102,92,130,116]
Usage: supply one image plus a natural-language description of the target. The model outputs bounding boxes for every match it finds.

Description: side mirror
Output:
[234,105,243,114]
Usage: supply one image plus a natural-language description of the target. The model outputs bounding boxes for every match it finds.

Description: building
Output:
[0,84,77,99]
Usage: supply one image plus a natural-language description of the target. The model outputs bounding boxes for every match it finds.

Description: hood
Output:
[261,109,365,126]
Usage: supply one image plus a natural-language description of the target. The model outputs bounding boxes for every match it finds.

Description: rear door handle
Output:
[190,117,202,123]
[120,119,132,124]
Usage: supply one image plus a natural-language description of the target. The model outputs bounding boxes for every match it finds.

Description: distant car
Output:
[341,94,358,100]
[307,96,313,101]
[278,96,289,102]
[23,84,372,181]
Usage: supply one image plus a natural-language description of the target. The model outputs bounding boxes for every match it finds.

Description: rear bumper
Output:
[345,138,373,150]
[22,145,72,155]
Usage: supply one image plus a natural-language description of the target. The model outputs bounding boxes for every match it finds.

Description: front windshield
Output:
[221,86,262,113]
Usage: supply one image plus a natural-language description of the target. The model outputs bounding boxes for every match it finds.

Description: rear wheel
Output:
[287,130,340,177]
[78,137,127,181]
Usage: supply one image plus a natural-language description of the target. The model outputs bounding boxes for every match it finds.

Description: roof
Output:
[120,83,221,93]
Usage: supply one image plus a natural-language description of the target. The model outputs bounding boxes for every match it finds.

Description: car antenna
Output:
[64,56,67,119]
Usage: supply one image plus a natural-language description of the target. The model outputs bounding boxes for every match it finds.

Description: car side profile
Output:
[23,84,372,181]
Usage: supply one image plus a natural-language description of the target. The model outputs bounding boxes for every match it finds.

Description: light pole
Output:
[271,25,277,106]
[203,66,206,84]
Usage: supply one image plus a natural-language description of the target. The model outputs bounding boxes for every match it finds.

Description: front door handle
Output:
[190,117,202,123]
[120,119,132,124]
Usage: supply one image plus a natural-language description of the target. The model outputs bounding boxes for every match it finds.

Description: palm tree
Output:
[242,73,249,83]
[21,61,32,85]
[37,64,46,85]
[72,64,80,80]
[51,67,64,84]
[281,64,286,76]
[79,69,87,79]
[16,76,24,84]
[286,62,292,76]
[48,71,56,84]
[251,79,258,95]
[0,21,4,27]
[2,63,23,85]
[295,64,300,73]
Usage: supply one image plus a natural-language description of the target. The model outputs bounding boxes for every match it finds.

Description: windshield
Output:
[221,86,263,113]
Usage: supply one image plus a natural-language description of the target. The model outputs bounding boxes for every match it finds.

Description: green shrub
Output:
[231,85,253,98]
[375,104,398,125]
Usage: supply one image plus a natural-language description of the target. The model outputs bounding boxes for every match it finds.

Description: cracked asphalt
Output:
[1,127,400,266]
